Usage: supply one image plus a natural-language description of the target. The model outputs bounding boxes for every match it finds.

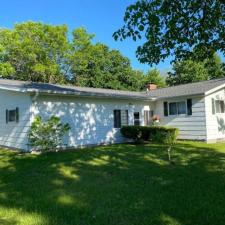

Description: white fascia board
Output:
[205,83,225,96]
[28,90,156,101]
[0,85,28,93]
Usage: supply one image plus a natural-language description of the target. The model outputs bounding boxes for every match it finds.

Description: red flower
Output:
[152,115,160,121]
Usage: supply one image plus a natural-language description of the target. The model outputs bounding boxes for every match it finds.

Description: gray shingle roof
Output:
[146,78,225,99]
[0,79,151,100]
[0,78,225,100]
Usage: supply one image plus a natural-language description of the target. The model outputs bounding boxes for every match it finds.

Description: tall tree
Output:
[166,60,209,86]
[0,22,152,91]
[204,54,225,79]
[166,54,225,86]
[142,69,166,88]
[70,28,144,91]
[113,0,225,65]
[0,21,69,83]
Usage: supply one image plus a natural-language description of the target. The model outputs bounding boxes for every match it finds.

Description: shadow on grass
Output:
[0,142,225,225]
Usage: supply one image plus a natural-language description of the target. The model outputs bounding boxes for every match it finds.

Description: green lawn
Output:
[0,141,225,225]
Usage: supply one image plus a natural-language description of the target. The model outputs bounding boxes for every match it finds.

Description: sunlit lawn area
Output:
[0,141,225,225]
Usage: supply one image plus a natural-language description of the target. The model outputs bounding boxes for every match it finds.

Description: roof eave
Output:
[155,93,205,100]
[205,83,225,96]
[28,89,156,101]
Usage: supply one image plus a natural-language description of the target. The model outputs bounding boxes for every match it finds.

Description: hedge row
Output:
[120,125,179,144]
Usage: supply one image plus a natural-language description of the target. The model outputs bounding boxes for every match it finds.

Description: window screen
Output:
[215,100,225,113]
[212,98,215,115]
[144,110,152,125]
[187,99,192,115]
[163,102,168,116]
[177,101,186,114]
[121,110,128,126]
[134,112,140,125]
[169,102,177,115]
[113,110,121,128]
[169,101,186,115]
[6,107,19,123]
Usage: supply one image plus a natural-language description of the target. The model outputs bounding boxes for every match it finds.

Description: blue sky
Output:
[0,0,171,74]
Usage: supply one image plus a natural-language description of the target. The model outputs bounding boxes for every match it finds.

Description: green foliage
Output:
[0,22,152,91]
[114,0,225,65]
[120,125,150,143]
[142,69,166,88]
[121,125,179,144]
[70,28,145,91]
[166,54,225,86]
[166,60,208,86]
[0,21,69,83]
[0,62,15,77]
[28,116,70,152]
[204,54,225,79]
[151,127,179,145]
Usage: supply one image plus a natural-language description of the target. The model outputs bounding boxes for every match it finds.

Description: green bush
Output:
[120,126,150,143]
[28,116,70,152]
[150,126,179,144]
[121,125,179,144]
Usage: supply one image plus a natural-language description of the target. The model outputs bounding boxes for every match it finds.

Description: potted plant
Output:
[152,115,160,126]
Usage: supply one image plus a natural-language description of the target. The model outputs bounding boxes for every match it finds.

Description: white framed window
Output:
[168,101,186,116]
[215,100,225,113]
[134,112,140,125]
[113,109,128,128]
[6,107,19,123]
[144,110,153,125]
[121,110,129,126]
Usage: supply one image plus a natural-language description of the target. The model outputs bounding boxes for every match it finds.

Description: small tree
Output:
[28,116,70,152]
[164,130,179,163]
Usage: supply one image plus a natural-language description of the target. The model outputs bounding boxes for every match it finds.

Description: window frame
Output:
[214,99,225,114]
[134,112,140,126]
[121,110,129,126]
[144,110,153,125]
[113,109,129,128]
[6,107,19,123]
[113,109,121,128]
[168,101,187,116]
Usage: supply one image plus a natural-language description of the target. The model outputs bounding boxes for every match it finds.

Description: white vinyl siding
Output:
[205,88,225,142]
[155,97,207,140]
[32,95,152,148]
[0,89,32,150]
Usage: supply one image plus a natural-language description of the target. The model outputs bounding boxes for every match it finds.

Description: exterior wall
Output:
[32,95,153,148]
[155,96,207,140]
[205,88,225,142]
[0,89,32,150]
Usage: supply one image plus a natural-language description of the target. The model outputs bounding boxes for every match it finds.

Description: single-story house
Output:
[0,78,225,151]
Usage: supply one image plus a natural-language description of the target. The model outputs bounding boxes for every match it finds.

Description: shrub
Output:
[121,125,179,144]
[120,126,150,143]
[28,116,70,152]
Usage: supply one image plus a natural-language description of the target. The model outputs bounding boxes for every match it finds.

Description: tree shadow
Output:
[217,116,225,133]
[0,142,225,225]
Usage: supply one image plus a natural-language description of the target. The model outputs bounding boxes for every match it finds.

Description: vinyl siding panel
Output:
[205,88,225,142]
[0,89,32,150]
[155,96,207,140]
[33,95,154,148]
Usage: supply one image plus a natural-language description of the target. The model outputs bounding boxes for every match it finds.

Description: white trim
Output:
[205,83,225,96]
[168,100,187,116]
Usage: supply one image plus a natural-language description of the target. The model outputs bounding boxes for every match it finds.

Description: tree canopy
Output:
[0,22,166,91]
[113,0,225,65]
[166,54,225,86]
[142,69,166,88]
[0,22,69,83]
[69,28,145,91]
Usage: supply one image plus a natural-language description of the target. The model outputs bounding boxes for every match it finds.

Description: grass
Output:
[0,141,225,225]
